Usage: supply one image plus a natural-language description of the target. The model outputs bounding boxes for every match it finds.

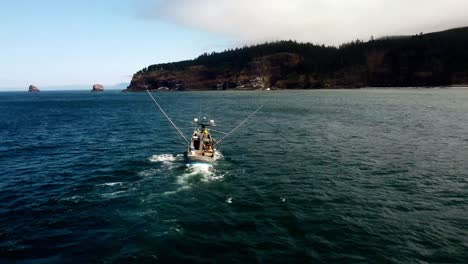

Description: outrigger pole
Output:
[146,90,189,143]
[217,105,264,144]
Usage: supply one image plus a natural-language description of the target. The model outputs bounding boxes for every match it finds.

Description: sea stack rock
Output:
[92,84,104,92]
[28,85,40,92]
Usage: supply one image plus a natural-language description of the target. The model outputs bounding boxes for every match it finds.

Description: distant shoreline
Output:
[2,85,468,93]
[123,85,468,92]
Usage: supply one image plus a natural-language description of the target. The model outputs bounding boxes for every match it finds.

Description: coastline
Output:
[2,85,467,93]
[122,85,468,92]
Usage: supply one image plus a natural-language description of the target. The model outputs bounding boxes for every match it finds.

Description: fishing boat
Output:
[186,117,217,163]
[145,90,262,165]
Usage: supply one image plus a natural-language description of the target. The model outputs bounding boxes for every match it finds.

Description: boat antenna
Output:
[217,105,264,144]
[146,90,189,143]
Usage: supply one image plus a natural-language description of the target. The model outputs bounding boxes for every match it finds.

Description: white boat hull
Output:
[185,150,216,164]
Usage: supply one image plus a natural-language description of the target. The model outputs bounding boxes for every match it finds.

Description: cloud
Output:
[145,0,468,45]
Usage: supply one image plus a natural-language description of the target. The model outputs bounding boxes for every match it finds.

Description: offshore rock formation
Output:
[28,85,40,92]
[127,27,468,91]
[92,84,104,92]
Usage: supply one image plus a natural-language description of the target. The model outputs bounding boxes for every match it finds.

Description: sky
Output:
[1,0,467,90]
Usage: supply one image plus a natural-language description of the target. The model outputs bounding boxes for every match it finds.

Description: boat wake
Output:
[148,154,183,163]
[213,151,224,161]
[147,153,184,171]
[176,163,224,187]
[145,153,225,194]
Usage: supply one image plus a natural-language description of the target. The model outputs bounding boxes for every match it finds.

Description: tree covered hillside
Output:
[128,27,468,90]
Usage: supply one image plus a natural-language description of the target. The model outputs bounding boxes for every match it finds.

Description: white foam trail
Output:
[149,154,182,163]
[138,168,160,177]
[170,226,184,234]
[147,154,184,172]
[101,190,126,198]
[214,151,224,161]
[145,153,224,195]
[62,195,83,201]
[175,163,224,189]
[100,182,123,187]
[163,190,178,196]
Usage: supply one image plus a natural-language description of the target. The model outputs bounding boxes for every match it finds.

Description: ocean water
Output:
[1,89,467,263]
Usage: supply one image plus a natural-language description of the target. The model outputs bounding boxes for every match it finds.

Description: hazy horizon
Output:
[0,82,129,92]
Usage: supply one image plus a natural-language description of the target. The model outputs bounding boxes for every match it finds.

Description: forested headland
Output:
[127,27,468,91]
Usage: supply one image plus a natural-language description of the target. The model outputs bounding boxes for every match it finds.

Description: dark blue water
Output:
[1,89,467,263]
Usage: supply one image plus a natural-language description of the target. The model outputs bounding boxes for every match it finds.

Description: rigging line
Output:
[217,105,264,144]
[210,128,229,135]
[177,126,201,129]
[170,118,194,124]
[146,90,189,143]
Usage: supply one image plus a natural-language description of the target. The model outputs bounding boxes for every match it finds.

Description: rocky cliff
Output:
[127,27,468,91]
[129,53,305,91]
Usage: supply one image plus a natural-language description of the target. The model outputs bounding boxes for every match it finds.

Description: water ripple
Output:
[1,90,467,263]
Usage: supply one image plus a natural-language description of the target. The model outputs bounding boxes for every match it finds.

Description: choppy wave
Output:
[138,168,161,177]
[101,190,127,198]
[99,182,123,187]
[3,90,468,263]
